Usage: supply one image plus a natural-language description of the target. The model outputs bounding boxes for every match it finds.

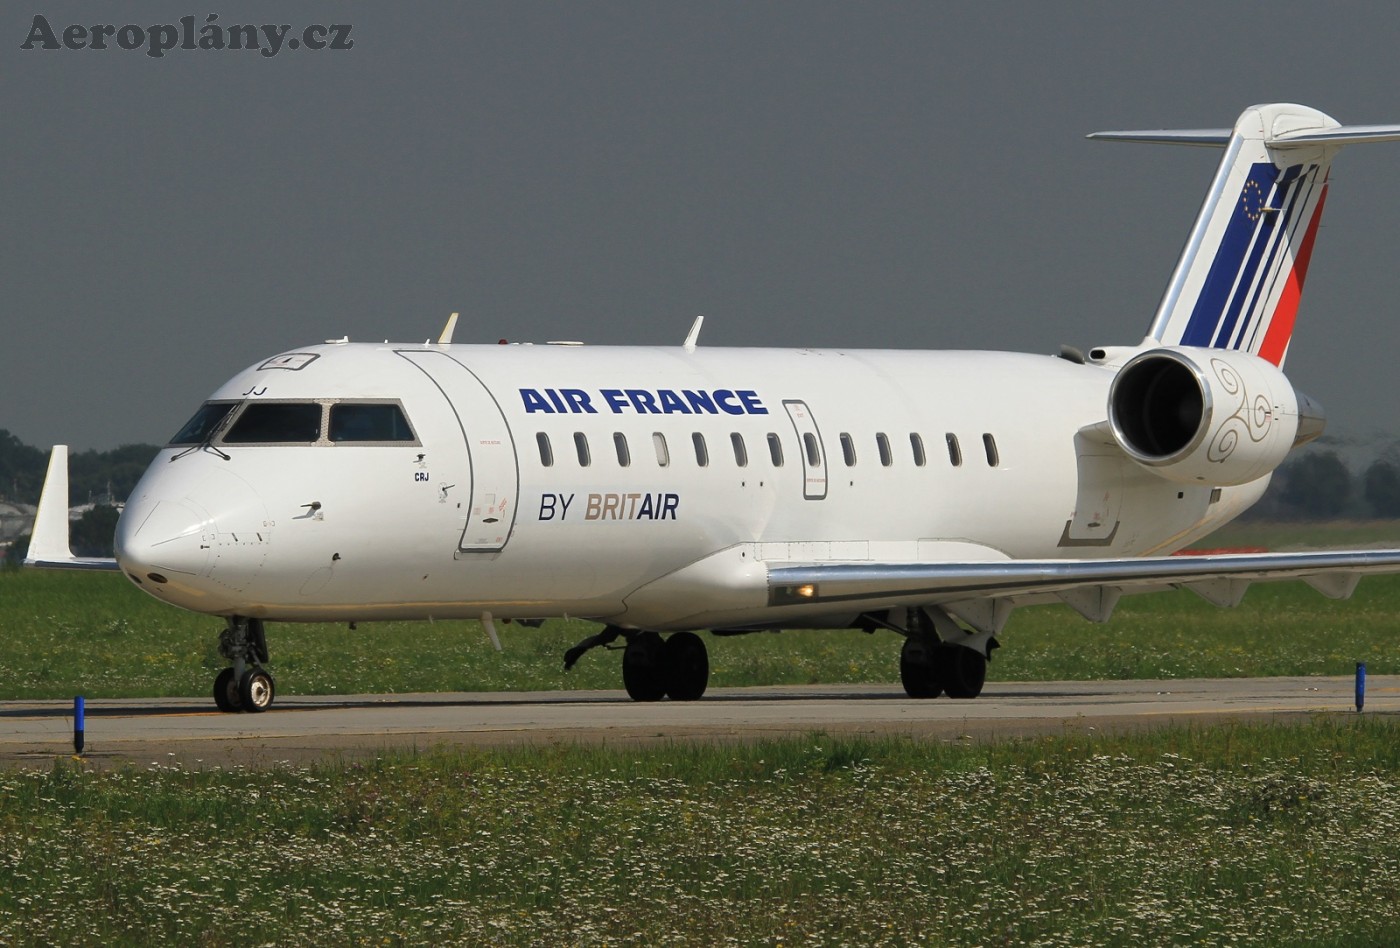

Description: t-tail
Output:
[1091,103,1400,367]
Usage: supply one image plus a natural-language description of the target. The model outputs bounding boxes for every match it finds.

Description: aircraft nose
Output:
[116,466,272,608]
[115,498,213,585]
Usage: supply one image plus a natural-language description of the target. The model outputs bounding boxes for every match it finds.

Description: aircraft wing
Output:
[768,549,1400,631]
[23,445,121,572]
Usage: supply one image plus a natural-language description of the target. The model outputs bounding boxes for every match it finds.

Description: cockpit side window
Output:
[169,401,238,445]
[223,402,323,444]
[329,403,416,443]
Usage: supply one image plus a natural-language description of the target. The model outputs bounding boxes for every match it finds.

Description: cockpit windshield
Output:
[223,402,323,443]
[329,403,415,442]
[169,401,238,445]
[168,399,418,449]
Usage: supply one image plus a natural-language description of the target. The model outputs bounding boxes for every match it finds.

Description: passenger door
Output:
[783,399,828,500]
[397,350,519,552]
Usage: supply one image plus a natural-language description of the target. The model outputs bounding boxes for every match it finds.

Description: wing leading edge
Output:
[768,549,1400,631]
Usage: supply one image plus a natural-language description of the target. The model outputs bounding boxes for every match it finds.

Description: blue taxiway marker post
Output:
[1356,663,1366,713]
[74,696,85,755]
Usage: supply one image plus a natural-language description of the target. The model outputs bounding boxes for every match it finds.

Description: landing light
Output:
[770,583,822,606]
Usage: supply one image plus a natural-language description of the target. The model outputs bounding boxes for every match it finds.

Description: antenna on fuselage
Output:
[438,311,460,345]
[683,315,704,351]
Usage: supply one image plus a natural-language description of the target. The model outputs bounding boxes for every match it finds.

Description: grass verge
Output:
[2,720,1399,945]
[3,566,1400,699]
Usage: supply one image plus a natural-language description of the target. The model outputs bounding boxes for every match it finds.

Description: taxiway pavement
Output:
[1,676,1390,769]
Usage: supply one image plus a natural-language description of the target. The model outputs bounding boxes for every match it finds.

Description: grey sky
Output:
[6,2,1400,450]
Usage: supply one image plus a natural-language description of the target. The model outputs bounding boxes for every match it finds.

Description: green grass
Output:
[2,721,1400,945]
[3,563,1400,700]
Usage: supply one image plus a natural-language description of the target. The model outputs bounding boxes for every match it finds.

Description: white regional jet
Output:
[27,103,1400,713]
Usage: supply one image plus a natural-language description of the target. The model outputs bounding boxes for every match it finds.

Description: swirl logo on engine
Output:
[1207,357,1272,463]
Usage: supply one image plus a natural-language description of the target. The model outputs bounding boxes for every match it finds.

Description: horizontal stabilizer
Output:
[24,445,121,572]
[1088,123,1400,149]
[1272,124,1400,146]
[1086,128,1231,147]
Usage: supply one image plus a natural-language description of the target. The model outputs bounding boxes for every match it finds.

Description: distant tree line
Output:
[1244,449,1400,521]
[0,429,160,508]
[1,429,160,565]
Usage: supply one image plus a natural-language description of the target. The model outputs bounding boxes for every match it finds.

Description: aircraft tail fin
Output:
[1090,103,1400,367]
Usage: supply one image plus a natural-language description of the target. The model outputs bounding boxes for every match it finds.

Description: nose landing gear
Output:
[212,617,276,713]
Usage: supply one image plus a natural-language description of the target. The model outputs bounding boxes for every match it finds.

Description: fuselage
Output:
[113,341,1265,629]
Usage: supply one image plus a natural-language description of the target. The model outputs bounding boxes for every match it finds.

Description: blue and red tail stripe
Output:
[1257,176,1329,365]
[1176,161,1325,362]
[1230,166,1310,352]
[1214,164,1308,352]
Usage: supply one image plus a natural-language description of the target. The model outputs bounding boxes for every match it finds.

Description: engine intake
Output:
[1107,347,1320,485]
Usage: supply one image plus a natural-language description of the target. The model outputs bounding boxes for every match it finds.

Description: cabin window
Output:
[169,401,237,445]
[946,433,963,467]
[803,432,822,468]
[614,432,631,467]
[328,403,415,443]
[574,432,591,467]
[876,432,893,467]
[767,433,784,466]
[223,402,322,444]
[983,433,1000,467]
[536,432,554,467]
[910,433,927,467]
[840,432,857,467]
[653,432,670,467]
[693,432,710,467]
[731,432,748,467]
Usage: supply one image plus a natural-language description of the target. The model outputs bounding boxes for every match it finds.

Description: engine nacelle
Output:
[1107,347,1323,485]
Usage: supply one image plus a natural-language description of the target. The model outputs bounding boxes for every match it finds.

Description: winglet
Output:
[27,446,74,564]
[438,312,460,345]
[24,445,121,571]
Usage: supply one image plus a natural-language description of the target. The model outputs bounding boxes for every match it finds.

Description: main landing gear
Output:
[899,636,988,699]
[212,617,277,713]
[873,607,998,700]
[564,626,710,701]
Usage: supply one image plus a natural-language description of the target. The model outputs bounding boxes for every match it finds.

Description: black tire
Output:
[940,643,987,699]
[622,631,666,702]
[238,667,276,713]
[664,632,709,701]
[213,667,242,713]
[899,637,943,698]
